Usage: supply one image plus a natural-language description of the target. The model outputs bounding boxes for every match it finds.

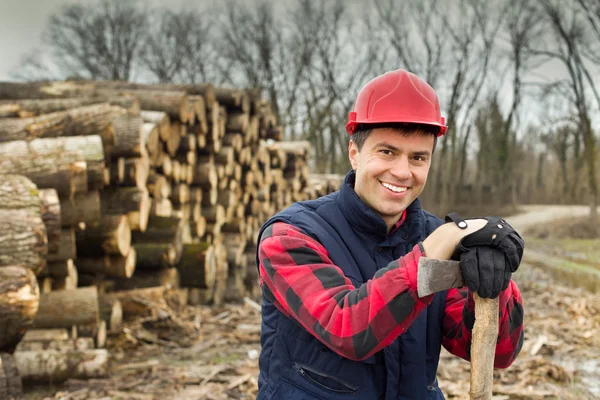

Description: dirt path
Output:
[505,204,598,232]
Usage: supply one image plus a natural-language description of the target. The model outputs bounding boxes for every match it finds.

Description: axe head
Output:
[417,257,465,298]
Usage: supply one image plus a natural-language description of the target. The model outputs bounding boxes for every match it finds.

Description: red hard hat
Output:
[346,69,447,136]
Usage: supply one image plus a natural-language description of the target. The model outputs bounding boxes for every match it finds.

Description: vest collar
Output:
[337,170,423,239]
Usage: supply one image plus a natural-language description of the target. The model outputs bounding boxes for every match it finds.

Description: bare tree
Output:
[140,8,220,84]
[528,0,599,221]
[44,0,148,80]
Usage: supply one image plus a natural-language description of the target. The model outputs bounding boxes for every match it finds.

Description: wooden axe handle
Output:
[470,293,499,400]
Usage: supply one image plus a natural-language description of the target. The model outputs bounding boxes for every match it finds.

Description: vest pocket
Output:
[292,362,358,394]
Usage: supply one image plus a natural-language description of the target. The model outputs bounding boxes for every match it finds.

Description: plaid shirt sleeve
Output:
[258,222,434,361]
[442,281,524,368]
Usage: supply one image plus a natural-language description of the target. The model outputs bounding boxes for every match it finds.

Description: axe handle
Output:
[469,293,499,400]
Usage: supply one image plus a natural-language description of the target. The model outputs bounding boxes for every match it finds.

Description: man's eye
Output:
[379,150,393,155]
[413,156,425,162]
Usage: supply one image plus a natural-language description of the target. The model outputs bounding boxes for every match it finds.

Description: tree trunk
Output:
[177,243,215,290]
[111,114,146,158]
[0,96,139,116]
[38,189,61,254]
[0,103,125,146]
[0,353,22,397]
[0,142,88,198]
[46,228,76,262]
[110,287,167,319]
[0,266,39,352]
[76,248,136,278]
[112,267,179,291]
[59,191,101,227]
[14,349,108,382]
[16,337,94,352]
[76,215,131,257]
[97,295,123,332]
[33,287,99,329]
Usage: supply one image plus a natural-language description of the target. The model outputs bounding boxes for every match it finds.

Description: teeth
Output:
[381,182,407,193]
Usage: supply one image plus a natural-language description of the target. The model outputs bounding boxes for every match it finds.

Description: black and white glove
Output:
[446,213,525,298]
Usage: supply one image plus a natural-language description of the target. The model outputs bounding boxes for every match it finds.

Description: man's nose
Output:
[390,156,412,180]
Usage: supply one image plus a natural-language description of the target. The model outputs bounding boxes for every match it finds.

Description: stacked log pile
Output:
[0,80,344,386]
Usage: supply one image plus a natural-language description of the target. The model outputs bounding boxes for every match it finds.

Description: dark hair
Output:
[350,123,439,152]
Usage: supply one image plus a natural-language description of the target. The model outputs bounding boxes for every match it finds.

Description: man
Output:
[255,69,524,399]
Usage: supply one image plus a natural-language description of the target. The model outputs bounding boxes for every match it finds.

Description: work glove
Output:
[446,213,525,298]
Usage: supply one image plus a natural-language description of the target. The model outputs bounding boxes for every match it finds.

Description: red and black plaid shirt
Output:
[258,222,524,367]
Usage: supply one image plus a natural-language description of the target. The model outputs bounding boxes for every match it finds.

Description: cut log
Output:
[112,268,179,291]
[33,287,99,329]
[98,89,189,123]
[147,172,171,199]
[0,352,23,397]
[191,161,217,189]
[211,244,229,306]
[38,189,61,254]
[5,136,104,191]
[110,287,167,319]
[59,191,101,227]
[39,259,75,278]
[171,183,190,205]
[116,157,150,189]
[0,266,39,352]
[141,122,160,156]
[166,121,183,157]
[101,187,150,232]
[0,103,125,145]
[0,211,47,275]
[150,198,173,217]
[0,96,138,117]
[51,272,78,291]
[134,242,180,269]
[0,175,47,273]
[21,329,69,342]
[0,142,88,198]
[78,320,106,348]
[76,215,131,257]
[76,247,136,278]
[98,295,123,331]
[177,243,215,290]
[141,110,170,141]
[111,114,146,158]
[226,112,249,133]
[14,349,108,382]
[204,205,225,223]
[16,337,95,352]
[214,88,250,113]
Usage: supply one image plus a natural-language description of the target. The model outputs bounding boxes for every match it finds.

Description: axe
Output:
[418,257,499,400]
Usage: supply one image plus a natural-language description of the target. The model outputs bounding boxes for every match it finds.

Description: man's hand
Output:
[421,216,524,298]
[453,217,524,298]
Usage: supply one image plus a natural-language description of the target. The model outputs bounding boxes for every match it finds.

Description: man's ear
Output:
[348,140,358,170]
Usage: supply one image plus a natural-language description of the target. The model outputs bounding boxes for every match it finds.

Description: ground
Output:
[22,205,600,400]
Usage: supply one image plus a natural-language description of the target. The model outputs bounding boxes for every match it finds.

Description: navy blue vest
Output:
[256,171,446,399]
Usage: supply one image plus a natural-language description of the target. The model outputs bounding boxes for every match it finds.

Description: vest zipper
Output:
[292,362,358,393]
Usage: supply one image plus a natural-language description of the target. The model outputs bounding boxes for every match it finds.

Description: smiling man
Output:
[255,69,525,399]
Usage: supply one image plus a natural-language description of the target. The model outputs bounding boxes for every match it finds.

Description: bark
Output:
[134,242,180,269]
[16,337,94,352]
[177,243,215,290]
[112,267,179,291]
[75,215,131,257]
[0,143,88,198]
[0,103,126,146]
[38,189,61,254]
[46,229,76,262]
[76,248,136,278]
[14,349,108,382]
[59,191,101,227]
[101,187,150,233]
[0,353,22,397]
[0,96,138,117]
[111,114,146,158]
[142,122,160,157]
[0,266,39,352]
[33,287,100,329]
[110,287,167,319]
[97,295,123,332]
[141,110,170,142]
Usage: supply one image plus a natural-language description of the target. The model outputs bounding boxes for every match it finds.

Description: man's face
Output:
[349,128,434,229]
